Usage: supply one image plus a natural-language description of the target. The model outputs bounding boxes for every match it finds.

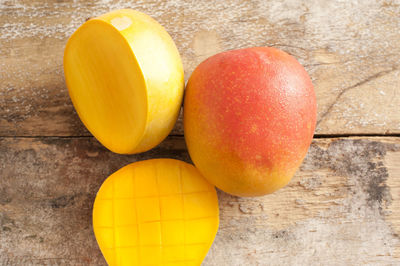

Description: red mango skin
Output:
[184,47,317,197]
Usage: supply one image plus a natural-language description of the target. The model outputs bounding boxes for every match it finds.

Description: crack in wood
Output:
[317,66,399,127]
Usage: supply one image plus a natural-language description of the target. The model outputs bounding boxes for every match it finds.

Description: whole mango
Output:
[184,47,317,196]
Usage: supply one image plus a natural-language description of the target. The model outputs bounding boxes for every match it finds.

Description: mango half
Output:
[93,159,219,266]
[64,9,184,154]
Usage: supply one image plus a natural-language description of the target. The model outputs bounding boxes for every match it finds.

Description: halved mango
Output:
[64,9,184,154]
[93,159,219,266]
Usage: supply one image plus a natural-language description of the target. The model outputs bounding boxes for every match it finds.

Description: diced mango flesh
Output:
[93,159,219,266]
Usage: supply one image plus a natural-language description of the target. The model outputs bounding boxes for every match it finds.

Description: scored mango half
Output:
[93,159,219,266]
[64,9,184,154]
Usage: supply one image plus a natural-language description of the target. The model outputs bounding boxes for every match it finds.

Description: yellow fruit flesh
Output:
[64,9,184,154]
[93,159,219,266]
[64,19,147,153]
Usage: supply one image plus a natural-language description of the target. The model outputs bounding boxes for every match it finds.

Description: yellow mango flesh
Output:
[93,159,219,266]
[64,9,184,154]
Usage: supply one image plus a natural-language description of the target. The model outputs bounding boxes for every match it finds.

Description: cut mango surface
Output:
[93,159,219,266]
[64,9,184,154]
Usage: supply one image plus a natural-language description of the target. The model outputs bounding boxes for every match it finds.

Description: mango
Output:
[93,159,219,265]
[64,9,184,154]
[184,47,317,197]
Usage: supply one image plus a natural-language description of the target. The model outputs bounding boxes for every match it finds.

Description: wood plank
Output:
[1,0,400,136]
[0,136,399,265]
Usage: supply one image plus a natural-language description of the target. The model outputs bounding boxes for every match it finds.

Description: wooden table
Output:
[1,0,400,265]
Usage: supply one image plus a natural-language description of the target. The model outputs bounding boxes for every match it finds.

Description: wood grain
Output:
[1,136,399,265]
[1,0,400,137]
[1,1,400,265]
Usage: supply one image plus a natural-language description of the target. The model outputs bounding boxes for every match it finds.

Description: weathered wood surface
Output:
[0,136,399,265]
[1,0,400,265]
[1,0,400,136]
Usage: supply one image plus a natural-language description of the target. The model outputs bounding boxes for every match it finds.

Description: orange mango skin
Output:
[184,47,317,197]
